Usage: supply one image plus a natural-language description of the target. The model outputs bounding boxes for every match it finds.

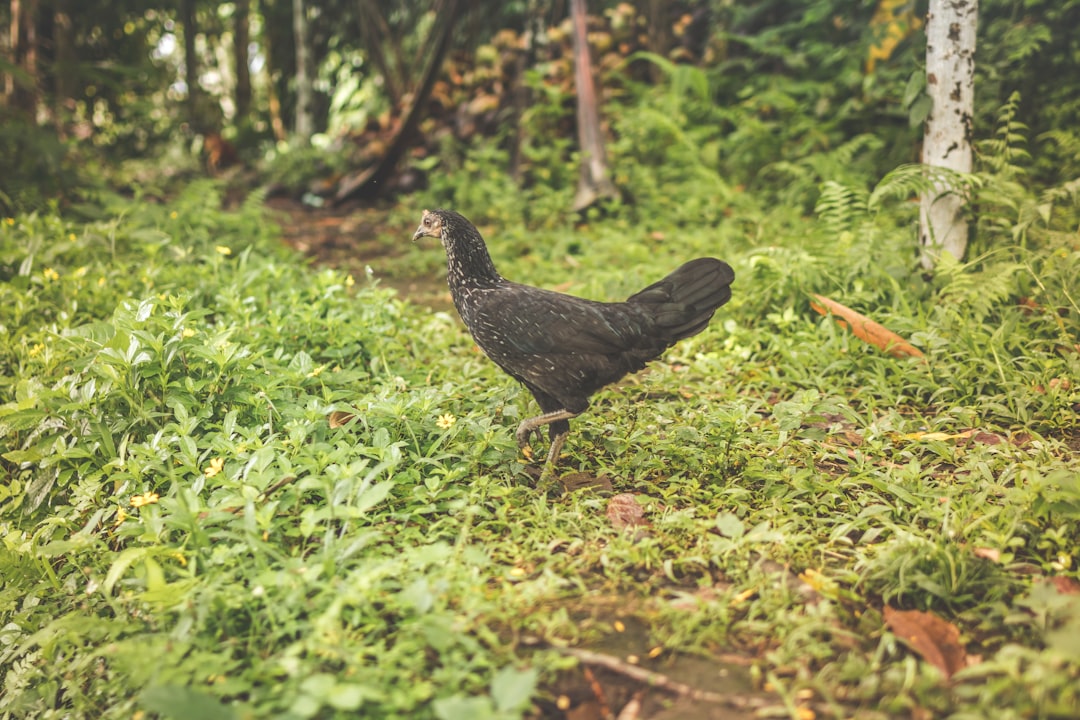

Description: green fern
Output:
[978,91,1031,173]
[935,251,1024,324]
[815,180,868,234]
[868,164,980,211]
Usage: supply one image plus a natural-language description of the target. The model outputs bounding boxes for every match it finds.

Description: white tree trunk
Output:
[292,0,314,143]
[919,0,978,270]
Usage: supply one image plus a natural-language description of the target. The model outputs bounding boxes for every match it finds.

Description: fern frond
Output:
[937,252,1024,324]
[815,181,868,234]
[978,92,1031,172]
[868,164,979,211]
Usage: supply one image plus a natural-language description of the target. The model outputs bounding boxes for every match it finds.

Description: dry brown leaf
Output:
[973,547,1002,563]
[883,606,967,679]
[328,410,356,428]
[607,494,650,530]
[562,472,613,493]
[1051,576,1080,595]
[810,294,925,359]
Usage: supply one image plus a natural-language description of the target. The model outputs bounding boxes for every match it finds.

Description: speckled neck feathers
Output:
[434,210,503,290]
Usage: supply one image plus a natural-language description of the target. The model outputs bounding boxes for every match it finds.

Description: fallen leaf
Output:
[607,494,650,530]
[1051,576,1080,595]
[899,429,974,442]
[973,547,1001,563]
[561,472,613,493]
[810,294,925,359]
[883,606,967,679]
[328,410,356,428]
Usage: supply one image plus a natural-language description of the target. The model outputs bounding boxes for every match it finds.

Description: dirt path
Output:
[269,197,452,310]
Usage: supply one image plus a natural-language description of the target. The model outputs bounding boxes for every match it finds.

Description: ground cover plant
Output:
[3,80,1080,720]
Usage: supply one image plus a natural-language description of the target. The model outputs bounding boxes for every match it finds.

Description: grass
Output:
[1,160,1079,720]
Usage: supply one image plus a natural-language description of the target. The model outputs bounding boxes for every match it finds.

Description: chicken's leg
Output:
[516,408,577,477]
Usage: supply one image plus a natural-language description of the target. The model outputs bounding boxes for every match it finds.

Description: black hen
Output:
[414,209,734,476]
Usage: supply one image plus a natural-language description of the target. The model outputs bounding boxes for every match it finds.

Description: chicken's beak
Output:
[412,226,426,241]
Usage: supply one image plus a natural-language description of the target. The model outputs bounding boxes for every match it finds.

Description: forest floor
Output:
[269,197,771,718]
[5,181,1077,720]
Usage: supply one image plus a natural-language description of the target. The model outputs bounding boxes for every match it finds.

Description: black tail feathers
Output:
[626,258,734,341]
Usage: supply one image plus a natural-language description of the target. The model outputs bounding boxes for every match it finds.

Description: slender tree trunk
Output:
[292,0,314,143]
[6,0,38,118]
[333,0,460,204]
[919,0,978,270]
[234,0,251,124]
[52,0,74,135]
[181,0,200,128]
[646,0,671,83]
[570,0,617,211]
[4,0,17,102]
[510,0,542,180]
[260,0,289,142]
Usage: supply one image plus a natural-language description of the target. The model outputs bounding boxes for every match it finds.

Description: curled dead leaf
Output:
[883,606,967,679]
[328,410,356,428]
[810,294,925,360]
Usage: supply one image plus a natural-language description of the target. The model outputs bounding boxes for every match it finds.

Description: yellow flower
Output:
[68,233,76,241]
[74,266,88,278]
[114,506,128,526]
[215,245,232,256]
[307,365,325,377]
[182,327,196,338]
[130,492,159,508]
[436,413,456,430]
[4,217,13,226]
[345,274,355,287]
[28,343,44,357]
[170,211,178,220]
[97,276,106,287]
[43,267,59,281]
[204,457,224,478]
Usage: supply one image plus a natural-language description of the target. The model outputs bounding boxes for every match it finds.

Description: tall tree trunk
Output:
[570,0,617,212]
[4,0,17,102]
[52,0,74,135]
[234,0,251,124]
[181,0,200,128]
[292,0,314,143]
[510,0,542,180]
[333,0,460,204]
[646,0,672,83]
[6,0,38,119]
[919,0,978,270]
[260,0,289,142]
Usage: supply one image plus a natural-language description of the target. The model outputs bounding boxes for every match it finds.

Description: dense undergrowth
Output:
[2,88,1080,719]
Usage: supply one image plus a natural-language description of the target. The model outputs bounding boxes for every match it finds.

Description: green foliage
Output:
[0,116,77,214]
[261,144,351,198]
[0,183,540,719]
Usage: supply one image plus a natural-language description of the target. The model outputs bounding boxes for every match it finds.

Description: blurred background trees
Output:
[1,0,1077,233]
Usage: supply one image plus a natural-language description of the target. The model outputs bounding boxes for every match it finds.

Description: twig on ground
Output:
[556,646,770,711]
